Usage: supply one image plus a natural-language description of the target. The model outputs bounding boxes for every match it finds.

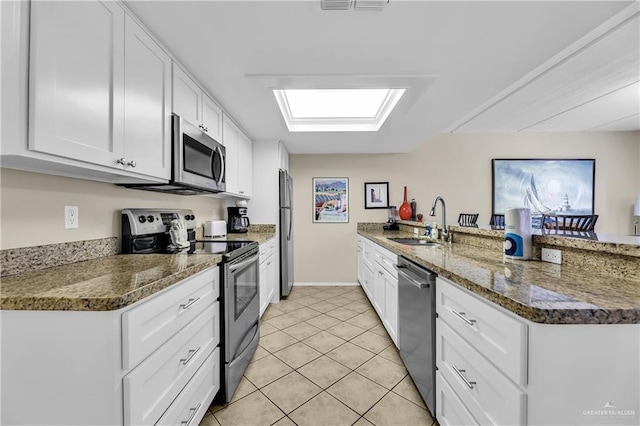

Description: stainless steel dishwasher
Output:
[396,256,437,417]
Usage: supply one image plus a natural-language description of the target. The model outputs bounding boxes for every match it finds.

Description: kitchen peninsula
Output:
[358,221,639,425]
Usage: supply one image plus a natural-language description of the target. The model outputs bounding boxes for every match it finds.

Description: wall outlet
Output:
[413,227,419,236]
[541,247,562,264]
[64,205,79,229]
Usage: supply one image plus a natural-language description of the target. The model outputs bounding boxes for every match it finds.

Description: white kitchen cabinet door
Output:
[222,115,240,194]
[382,266,398,346]
[29,0,125,167]
[172,63,202,127]
[259,240,276,317]
[259,256,275,317]
[202,94,223,142]
[238,131,253,197]
[363,262,374,302]
[373,264,385,318]
[357,237,364,286]
[123,14,171,179]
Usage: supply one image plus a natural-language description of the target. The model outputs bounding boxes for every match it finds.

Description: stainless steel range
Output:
[121,209,260,403]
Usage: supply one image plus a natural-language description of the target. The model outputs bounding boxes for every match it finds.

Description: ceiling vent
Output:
[321,0,389,11]
[321,0,352,10]
[354,0,389,11]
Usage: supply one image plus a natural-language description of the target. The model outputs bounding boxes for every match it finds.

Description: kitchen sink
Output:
[387,238,440,246]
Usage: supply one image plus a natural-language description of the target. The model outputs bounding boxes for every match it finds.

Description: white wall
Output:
[0,168,225,249]
[290,131,640,283]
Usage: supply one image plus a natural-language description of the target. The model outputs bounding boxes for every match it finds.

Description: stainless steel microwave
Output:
[121,114,226,195]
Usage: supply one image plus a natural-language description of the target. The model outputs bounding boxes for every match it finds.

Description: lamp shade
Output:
[634,196,640,216]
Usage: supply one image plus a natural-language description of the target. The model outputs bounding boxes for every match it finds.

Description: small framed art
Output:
[364,182,389,209]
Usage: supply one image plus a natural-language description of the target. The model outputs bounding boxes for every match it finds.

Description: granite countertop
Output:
[359,229,640,325]
[0,231,276,312]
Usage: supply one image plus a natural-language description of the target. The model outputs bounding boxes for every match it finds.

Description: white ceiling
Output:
[124,0,638,154]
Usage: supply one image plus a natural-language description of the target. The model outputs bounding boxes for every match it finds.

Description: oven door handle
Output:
[229,253,259,272]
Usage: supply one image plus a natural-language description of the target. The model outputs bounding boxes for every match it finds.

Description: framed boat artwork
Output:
[492,159,595,228]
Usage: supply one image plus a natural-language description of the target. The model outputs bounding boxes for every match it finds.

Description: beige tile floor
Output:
[200,286,436,426]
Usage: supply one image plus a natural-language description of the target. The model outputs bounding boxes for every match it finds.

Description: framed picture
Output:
[492,159,595,227]
[364,182,389,209]
[313,177,349,223]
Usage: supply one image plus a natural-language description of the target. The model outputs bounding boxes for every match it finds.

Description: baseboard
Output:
[293,282,359,287]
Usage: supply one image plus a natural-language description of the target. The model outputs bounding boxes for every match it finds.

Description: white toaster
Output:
[203,220,227,238]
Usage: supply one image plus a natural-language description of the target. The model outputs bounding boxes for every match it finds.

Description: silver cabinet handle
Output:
[198,124,204,129]
[239,190,245,194]
[179,297,201,310]
[180,346,201,365]
[452,365,476,389]
[181,403,201,426]
[127,160,136,168]
[204,127,209,132]
[452,310,477,326]
[116,158,127,166]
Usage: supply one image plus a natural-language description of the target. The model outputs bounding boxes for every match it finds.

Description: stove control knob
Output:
[138,215,146,223]
[191,214,196,221]
[186,214,194,220]
[147,215,155,223]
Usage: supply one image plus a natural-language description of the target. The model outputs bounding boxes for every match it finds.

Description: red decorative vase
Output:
[399,186,412,220]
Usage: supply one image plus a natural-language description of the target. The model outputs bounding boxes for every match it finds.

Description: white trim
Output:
[293,282,359,287]
[273,88,406,132]
[444,2,640,133]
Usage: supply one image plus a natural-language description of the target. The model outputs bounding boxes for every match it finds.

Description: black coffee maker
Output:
[227,207,250,233]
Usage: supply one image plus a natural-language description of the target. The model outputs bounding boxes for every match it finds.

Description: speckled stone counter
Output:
[358,228,640,324]
[0,231,276,311]
[0,253,222,311]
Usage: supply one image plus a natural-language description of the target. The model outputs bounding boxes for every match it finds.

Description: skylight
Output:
[273,88,405,132]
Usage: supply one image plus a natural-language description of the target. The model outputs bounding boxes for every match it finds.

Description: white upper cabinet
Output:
[123,14,172,179]
[279,142,289,172]
[173,64,223,142]
[202,94,223,142]
[222,115,240,195]
[222,114,253,198]
[29,0,125,167]
[238,131,253,198]
[21,0,171,182]
[172,64,202,128]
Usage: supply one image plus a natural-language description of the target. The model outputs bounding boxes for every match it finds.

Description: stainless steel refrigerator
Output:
[279,170,294,298]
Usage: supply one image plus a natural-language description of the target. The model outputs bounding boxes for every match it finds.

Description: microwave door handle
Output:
[215,145,225,185]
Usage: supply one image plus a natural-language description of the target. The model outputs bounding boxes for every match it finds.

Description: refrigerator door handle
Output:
[287,177,293,240]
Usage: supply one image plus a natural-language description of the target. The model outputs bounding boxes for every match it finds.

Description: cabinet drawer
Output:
[156,348,220,426]
[436,277,526,384]
[123,302,220,426]
[122,267,219,369]
[436,372,479,426]
[437,319,526,426]
[374,245,397,278]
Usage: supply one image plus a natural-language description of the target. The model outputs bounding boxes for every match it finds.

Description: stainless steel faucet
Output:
[429,196,450,242]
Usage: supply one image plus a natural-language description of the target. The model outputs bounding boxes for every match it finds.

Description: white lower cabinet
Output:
[124,303,220,425]
[356,235,398,347]
[259,238,277,317]
[0,266,221,426]
[436,276,640,426]
[156,348,220,426]
[436,372,479,426]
